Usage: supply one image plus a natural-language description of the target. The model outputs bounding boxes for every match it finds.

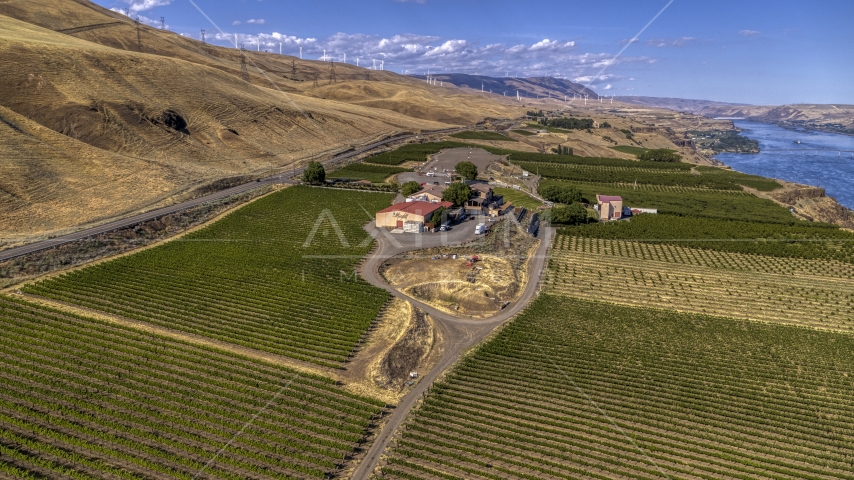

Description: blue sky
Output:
[97,0,853,105]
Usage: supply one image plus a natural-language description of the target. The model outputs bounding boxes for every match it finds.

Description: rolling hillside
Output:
[0,0,525,242]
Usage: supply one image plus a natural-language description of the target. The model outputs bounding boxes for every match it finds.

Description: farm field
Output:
[328,163,409,183]
[538,178,796,222]
[449,131,518,142]
[379,295,854,480]
[364,141,472,165]
[516,161,773,190]
[0,296,386,479]
[510,129,535,136]
[22,187,394,368]
[547,235,854,331]
[492,188,543,210]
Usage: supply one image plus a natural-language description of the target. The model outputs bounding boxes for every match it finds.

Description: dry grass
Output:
[0,4,525,240]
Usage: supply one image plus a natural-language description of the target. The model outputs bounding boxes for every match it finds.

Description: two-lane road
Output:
[0,128,463,262]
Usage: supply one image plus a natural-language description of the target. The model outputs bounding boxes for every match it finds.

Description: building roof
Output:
[377,201,453,215]
[469,183,493,194]
[597,195,623,203]
[416,184,447,195]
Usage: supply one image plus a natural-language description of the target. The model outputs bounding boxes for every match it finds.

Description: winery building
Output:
[376,201,453,228]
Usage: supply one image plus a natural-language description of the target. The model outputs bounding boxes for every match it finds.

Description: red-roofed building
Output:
[376,201,454,228]
[596,194,624,221]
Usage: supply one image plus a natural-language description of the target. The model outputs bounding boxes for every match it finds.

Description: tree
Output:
[551,145,573,156]
[429,207,447,225]
[547,203,589,225]
[302,161,326,184]
[539,184,582,204]
[455,161,478,181]
[638,149,682,163]
[401,181,422,197]
[442,182,472,207]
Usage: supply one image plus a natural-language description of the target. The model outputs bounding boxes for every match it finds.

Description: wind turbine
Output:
[380,60,384,70]
[279,43,282,54]
[356,57,360,67]
[299,46,302,59]
[372,59,376,70]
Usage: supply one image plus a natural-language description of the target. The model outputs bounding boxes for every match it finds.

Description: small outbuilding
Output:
[596,195,624,221]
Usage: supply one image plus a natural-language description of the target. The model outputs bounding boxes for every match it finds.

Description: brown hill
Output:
[0,1,525,242]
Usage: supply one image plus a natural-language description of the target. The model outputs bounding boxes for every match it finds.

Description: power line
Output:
[134,17,142,52]
[239,44,250,82]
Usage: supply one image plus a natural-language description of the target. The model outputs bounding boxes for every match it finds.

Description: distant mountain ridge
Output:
[414,74,598,101]
[616,96,854,135]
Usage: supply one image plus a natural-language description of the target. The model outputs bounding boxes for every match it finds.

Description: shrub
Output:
[539,184,582,204]
[638,149,682,163]
[302,161,325,184]
[443,182,472,206]
[455,161,478,180]
[402,181,422,197]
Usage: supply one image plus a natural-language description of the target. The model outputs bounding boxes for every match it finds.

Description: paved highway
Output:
[0,128,462,262]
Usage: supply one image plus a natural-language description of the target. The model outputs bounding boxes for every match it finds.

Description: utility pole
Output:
[134,17,142,52]
[201,29,206,44]
[239,44,250,82]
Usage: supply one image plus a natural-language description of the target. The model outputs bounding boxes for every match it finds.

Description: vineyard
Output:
[560,214,854,262]
[546,236,854,330]
[23,187,394,368]
[328,163,409,183]
[517,161,759,190]
[449,131,517,142]
[379,295,854,480]
[0,296,386,479]
[538,179,797,223]
[363,142,472,165]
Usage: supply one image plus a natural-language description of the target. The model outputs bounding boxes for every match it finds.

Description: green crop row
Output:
[381,295,854,480]
[328,163,409,183]
[23,187,394,367]
[363,141,474,165]
[0,296,385,479]
[558,214,854,263]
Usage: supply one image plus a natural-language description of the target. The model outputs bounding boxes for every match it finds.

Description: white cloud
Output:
[645,36,698,47]
[603,84,612,90]
[120,0,172,14]
[247,19,266,24]
[739,30,760,36]
[110,9,166,28]
[233,20,242,26]
[202,29,649,89]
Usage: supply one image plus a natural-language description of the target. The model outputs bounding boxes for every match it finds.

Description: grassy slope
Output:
[493,187,542,210]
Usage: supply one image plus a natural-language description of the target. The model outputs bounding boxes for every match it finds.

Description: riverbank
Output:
[713,120,854,229]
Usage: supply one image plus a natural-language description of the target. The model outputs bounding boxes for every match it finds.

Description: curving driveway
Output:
[350,223,554,479]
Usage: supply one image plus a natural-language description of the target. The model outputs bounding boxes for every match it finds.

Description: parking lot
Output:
[397,147,503,185]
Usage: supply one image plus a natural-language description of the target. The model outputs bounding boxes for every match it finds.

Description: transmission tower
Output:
[313,73,319,87]
[134,17,142,52]
[329,60,337,84]
[239,44,250,82]
[201,29,206,44]
[291,59,296,75]
[160,17,165,29]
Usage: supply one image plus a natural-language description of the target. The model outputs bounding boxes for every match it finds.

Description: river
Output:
[715,121,854,209]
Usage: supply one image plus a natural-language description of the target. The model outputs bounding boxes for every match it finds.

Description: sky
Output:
[95,0,854,105]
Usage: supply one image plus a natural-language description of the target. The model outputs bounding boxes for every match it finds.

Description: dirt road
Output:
[350,224,554,479]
